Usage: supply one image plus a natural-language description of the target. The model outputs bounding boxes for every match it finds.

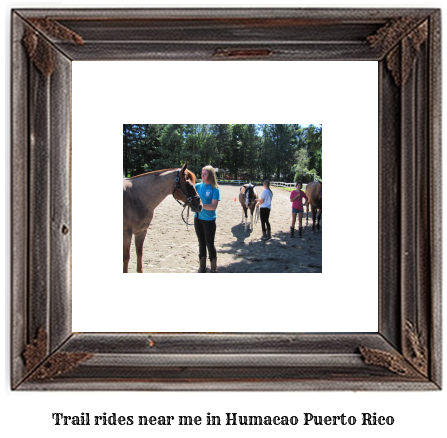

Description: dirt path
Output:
[127,185,322,273]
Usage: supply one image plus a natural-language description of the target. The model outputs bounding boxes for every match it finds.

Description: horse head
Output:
[244,184,256,206]
[176,163,203,213]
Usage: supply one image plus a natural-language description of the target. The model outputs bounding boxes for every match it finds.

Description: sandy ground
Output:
[127,185,322,273]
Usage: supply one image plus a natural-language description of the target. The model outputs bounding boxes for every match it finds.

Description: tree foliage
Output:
[123,124,322,182]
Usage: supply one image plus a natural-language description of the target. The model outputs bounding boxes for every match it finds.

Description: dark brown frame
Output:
[11,8,441,390]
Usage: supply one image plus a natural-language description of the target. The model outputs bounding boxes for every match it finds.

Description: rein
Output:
[254,205,260,225]
[172,169,200,227]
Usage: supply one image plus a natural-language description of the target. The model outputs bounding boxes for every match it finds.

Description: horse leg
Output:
[244,207,248,230]
[250,208,254,230]
[311,205,316,231]
[306,203,309,226]
[123,229,132,273]
[317,209,322,230]
[135,229,148,273]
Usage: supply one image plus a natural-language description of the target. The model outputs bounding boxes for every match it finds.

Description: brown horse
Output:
[123,163,202,273]
[239,184,258,231]
[305,181,322,231]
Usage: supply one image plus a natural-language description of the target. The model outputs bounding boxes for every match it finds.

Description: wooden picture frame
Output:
[11,8,441,390]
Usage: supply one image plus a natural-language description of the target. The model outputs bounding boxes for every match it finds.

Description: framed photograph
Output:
[11,8,441,390]
[120,123,323,274]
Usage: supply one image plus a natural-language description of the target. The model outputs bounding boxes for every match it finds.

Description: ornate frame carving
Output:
[11,8,441,390]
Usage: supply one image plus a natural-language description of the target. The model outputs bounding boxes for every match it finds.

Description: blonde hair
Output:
[202,165,219,188]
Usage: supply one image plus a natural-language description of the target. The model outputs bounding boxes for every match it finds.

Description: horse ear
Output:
[180,163,188,178]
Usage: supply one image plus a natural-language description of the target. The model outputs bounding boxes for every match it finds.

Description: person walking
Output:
[256,180,273,240]
[194,165,221,272]
[290,181,308,238]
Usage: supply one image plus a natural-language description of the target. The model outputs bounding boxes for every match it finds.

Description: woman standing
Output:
[255,180,273,240]
[290,181,308,238]
[194,165,221,272]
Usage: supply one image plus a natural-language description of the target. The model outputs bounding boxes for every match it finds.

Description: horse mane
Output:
[185,168,196,184]
[128,167,196,183]
[128,168,176,179]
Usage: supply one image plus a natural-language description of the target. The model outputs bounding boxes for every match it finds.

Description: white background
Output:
[72,60,378,333]
[2,1,445,438]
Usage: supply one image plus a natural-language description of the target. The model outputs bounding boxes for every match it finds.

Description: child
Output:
[255,180,273,240]
[290,182,308,238]
[195,165,221,272]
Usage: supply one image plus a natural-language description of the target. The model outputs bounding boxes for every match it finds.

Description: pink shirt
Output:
[290,190,308,210]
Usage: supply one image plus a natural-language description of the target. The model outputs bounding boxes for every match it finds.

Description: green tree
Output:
[229,124,247,179]
[291,124,322,182]
[259,124,276,180]
[159,124,185,168]
[123,123,322,183]
[305,124,323,179]
[211,124,232,178]
[269,124,296,180]
[243,124,260,181]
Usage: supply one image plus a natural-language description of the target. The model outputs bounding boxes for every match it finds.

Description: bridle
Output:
[172,169,201,226]
[245,184,254,205]
[244,184,257,208]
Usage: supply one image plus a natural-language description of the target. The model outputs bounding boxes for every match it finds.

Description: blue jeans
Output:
[292,208,303,214]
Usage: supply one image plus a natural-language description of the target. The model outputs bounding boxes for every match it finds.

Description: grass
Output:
[273,184,307,192]
[210,180,310,193]
[280,187,295,192]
